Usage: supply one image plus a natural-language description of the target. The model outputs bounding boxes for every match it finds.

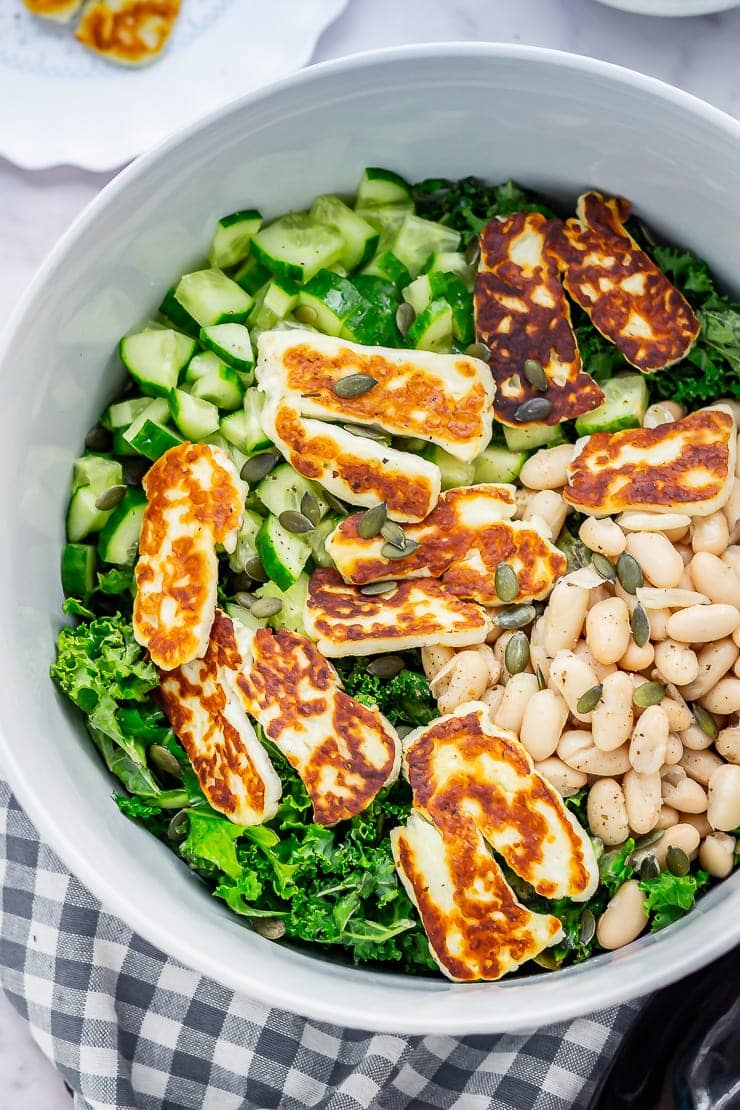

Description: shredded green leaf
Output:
[639,869,710,931]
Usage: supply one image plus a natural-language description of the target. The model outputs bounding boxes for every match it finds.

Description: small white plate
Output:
[592,0,739,14]
[1,0,347,170]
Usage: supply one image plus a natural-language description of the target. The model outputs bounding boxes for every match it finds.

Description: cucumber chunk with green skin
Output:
[159,287,200,337]
[168,389,221,441]
[120,328,197,397]
[61,543,97,599]
[425,446,475,490]
[233,254,271,295]
[208,209,262,269]
[425,251,474,289]
[254,573,310,635]
[391,214,461,278]
[248,276,299,332]
[97,488,147,567]
[199,323,254,375]
[256,463,328,520]
[473,445,527,484]
[204,433,249,477]
[121,398,170,452]
[256,514,311,591]
[72,456,123,494]
[219,410,252,452]
[126,420,184,461]
[184,350,223,384]
[428,271,473,345]
[190,364,244,411]
[174,269,253,327]
[355,167,413,208]
[362,250,411,289]
[242,389,272,453]
[402,275,432,316]
[406,299,454,353]
[251,213,344,283]
[574,374,649,435]
[307,515,341,569]
[101,397,150,431]
[67,486,113,542]
[503,423,566,452]
[310,194,379,271]
[342,275,401,347]
[228,508,265,573]
[297,270,366,336]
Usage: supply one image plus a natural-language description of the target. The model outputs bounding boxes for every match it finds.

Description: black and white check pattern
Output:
[0,780,641,1110]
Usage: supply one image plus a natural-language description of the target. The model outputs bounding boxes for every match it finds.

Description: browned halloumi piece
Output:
[552,192,699,372]
[159,612,282,826]
[564,405,736,517]
[76,0,180,66]
[233,625,400,826]
[326,485,566,605]
[474,212,604,426]
[304,568,491,657]
[23,0,83,20]
[133,442,246,671]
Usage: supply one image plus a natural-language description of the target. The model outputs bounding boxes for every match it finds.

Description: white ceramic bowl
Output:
[593,0,739,14]
[1,44,739,1035]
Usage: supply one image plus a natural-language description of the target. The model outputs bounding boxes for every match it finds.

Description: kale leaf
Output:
[639,869,710,932]
[412,177,555,240]
[338,658,437,728]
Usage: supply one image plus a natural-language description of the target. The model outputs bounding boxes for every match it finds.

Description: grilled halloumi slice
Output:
[159,612,282,826]
[232,625,401,826]
[256,329,494,461]
[326,484,566,605]
[475,212,604,426]
[304,568,491,657]
[76,0,180,66]
[23,0,83,21]
[564,405,736,517]
[262,394,441,523]
[552,192,699,373]
[133,442,246,671]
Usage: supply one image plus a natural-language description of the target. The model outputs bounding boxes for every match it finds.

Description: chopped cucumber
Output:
[229,509,264,573]
[402,274,432,316]
[255,573,309,635]
[122,398,170,452]
[426,446,475,490]
[503,423,566,452]
[204,433,249,477]
[342,275,400,346]
[251,213,343,283]
[126,419,184,461]
[168,389,221,441]
[402,272,471,343]
[355,167,413,209]
[174,269,252,327]
[220,410,251,452]
[574,374,649,435]
[120,328,196,397]
[184,350,224,384]
[425,251,474,289]
[208,209,262,269]
[101,396,150,431]
[406,299,454,353]
[307,515,341,569]
[67,486,113,542]
[391,214,461,278]
[473,445,527,484]
[72,456,123,494]
[191,364,244,411]
[61,543,97,599]
[362,250,411,289]
[256,514,311,590]
[159,287,200,337]
[248,276,299,332]
[224,603,265,632]
[297,270,365,337]
[243,389,272,453]
[310,194,379,270]
[199,323,254,376]
[233,254,271,295]
[97,488,147,567]
[256,463,328,519]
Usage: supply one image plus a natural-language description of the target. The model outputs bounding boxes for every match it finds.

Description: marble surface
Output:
[2,0,740,1103]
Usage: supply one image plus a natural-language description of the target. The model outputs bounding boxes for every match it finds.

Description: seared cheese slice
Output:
[256,329,494,461]
[76,0,180,66]
[475,212,604,426]
[552,192,699,372]
[232,625,401,826]
[304,568,491,657]
[159,612,282,826]
[23,0,83,20]
[564,405,736,517]
[133,442,246,670]
[326,484,565,605]
[262,394,441,523]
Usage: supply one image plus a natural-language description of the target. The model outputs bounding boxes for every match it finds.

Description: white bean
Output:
[661,770,708,814]
[629,704,669,774]
[654,823,701,867]
[654,640,700,686]
[663,733,684,765]
[707,763,740,830]
[534,757,588,797]
[619,640,655,673]
[626,533,684,589]
[519,689,569,761]
[522,489,569,538]
[724,480,740,533]
[692,511,730,556]
[647,608,672,642]
[680,639,739,700]
[677,812,712,839]
[700,677,740,714]
[519,444,574,490]
[618,511,692,533]
[421,645,454,682]
[660,699,692,734]
[716,725,740,764]
[699,832,736,878]
[557,730,631,775]
[690,551,740,610]
[666,604,740,644]
[592,670,634,751]
[474,643,501,688]
[436,651,490,713]
[722,546,740,576]
[492,672,539,735]
[480,685,505,715]
[544,583,590,656]
[587,779,630,846]
[656,804,679,830]
[548,650,599,722]
[679,747,724,787]
[573,639,617,682]
[597,881,648,951]
[586,597,631,666]
[623,769,662,834]
[579,516,626,558]
[680,723,717,751]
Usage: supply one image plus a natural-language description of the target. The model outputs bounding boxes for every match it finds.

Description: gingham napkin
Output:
[0,780,642,1110]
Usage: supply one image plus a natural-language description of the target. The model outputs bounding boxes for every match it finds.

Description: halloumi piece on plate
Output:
[233,625,401,826]
[564,405,736,517]
[76,0,180,66]
[133,442,246,671]
[23,0,83,21]
[552,192,699,373]
[326,485,566,605]
[262,395,441,523]
[304,568,491,657]
[474,212,604,426]
[159,611,282,826]
[256,329,494,461]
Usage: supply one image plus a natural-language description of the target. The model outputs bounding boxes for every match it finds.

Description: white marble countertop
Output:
[2,0,740,1104]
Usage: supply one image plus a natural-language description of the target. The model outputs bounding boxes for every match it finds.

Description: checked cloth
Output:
[0,780,641,1110]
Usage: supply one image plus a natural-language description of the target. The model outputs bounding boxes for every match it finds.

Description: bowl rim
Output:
[2,41,740,1034]
[592,0,739,15]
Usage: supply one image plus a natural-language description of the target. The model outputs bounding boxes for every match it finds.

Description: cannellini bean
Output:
[586,597,631,666]
[485,622,506,646]
[629,705,669,774]
[637,587,708,610]
[548,650,599,722]
[519,689,569,761]
[619,640,655,673]
[614,581,639,615]
[656,804,679,830]
[480,685,505,715]
[597,881,648,951]
[722,546,740,576]
[679,747,724,787]
[493,672,539,735]
[700,832,736,878]
[663,733,684,765]
[648,608,671,642]
[558,730,631,775]
[643,402,675,428]
[618,511,692,533]
[474,643,501,687]
[579,516,626,558]
[529,617,549,680]
[573,639,617,682]
[421,645,454,682]
[724,481,740,532]
[681,722,717,750]
[623,769,662,834]
[680,639,737,702]
[587,778,630,846]
[691,552,740,611]
[707,763,740,830]
[660,699,692,734]
[666,604,740,644]
[677,812,712,838]
[592,671,634,751]
[522,489,569,538]
[700,677,740,714]
[586,584,614,609]
[654,823,701,867]
[661,769,707,814]
[534,757,588,797]
[654,640,700,686]
[544,582,590,656]
[436,651,490,713]
[519,444,574,490]
[678,565,695,591]
[716,725,740,763]
[692,511,730,556]
[626,533,684,589]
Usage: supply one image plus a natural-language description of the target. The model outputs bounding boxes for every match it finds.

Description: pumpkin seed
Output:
[278,510,315,534]
[616,551,644,595]
[578,909,596,946]
[241,451,280,483]
[505,631,530,675]
[381,520,406,549]
[536,665,547,691]
[381,539,420,561]
[245,556,269,582]
[294,304,318,325]
[94,484,127,511]
[250,597,283,619]
[395,303,416,336]
[84,424,112,452]
[633,828,664,853]
[639,854,660,881]
[343,422,388,442]
[533,950,560,971]
[666,845,690,877]
[635,218,657,247]
[360,580,398,596]
[523,358,548,392]
[230,572,253,592]
[576,684,603,714]
[367,655,406,679]
[692,703,718,739]
[150,744,183,779]
[465,341,491,362]
[633,681,665,708]
[333,373,378,399]
[253,918,286,941]
[167,809,190,842]
[358,502,388,539]
[494,562,519,603]
[592,553,616,582]
[631,604,650,648]
[513,396,553,423]
[494,604,536,630]
[396,723,414,740]
[122,458,149,486]
[324,491,349,515]
[465,238,481,267]
[234,591,254,609]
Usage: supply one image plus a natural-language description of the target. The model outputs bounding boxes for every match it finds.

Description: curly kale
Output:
[337,657,438,727]
[412,177,555,240]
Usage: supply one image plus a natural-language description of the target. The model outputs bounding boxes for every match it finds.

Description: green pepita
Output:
[523,358,548,392]
[505,631,530,675]
[465,238,481,267]
[616,551,644,595]
[84,424,112,452]
[380,539,420,561]
[360,580,398,596]
[253,918,287,940]
[639,854,660,881]
[324,491,349,516]
[234,591,254,609]
[381,520,407,550]
[241,451,280,483]
[358,502,388,539]
[245,556,269,583]
[278,510,315,534]
[578,909,596,946]
[396,303,416,337]
[250,596,283,619]
[294,305,318,325]
[167,809,190,842]
[536,665,547,691]
[631,604,650,648]
[513,396,553,423]
[494,562,519,603]
[300,492,322,526]
[465,341,491,362]
[344,423,389,442]
[576,684,603,714]
[150,744,184,780]
[94,484,127,511]
[633,681,666,708]
[122,458,150,486]
[693,703,718,739]
[333,373,378,399]
[367,655,406,679]
[592,553,616,582]
[494,604,536,630]
[666,845,690,877]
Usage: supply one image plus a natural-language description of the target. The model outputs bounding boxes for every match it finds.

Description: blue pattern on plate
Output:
[0,0,235,78]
